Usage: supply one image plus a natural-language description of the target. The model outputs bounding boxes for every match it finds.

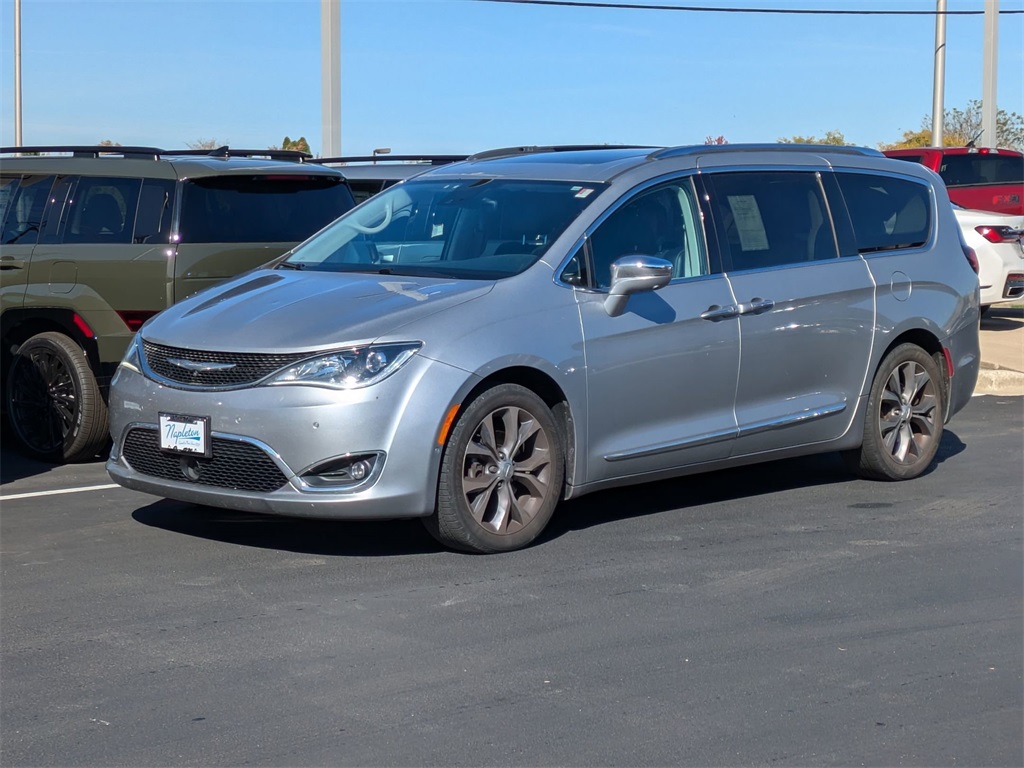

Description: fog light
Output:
[301,452,383,489]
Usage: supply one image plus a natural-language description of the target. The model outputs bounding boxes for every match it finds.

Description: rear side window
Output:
[706,171,838,271]
[178,175,354,243]
[64,176,143,244]
[939,154,1024,187]
[134,179,176,244]
[1,175,55,246]
[835,172,931,254]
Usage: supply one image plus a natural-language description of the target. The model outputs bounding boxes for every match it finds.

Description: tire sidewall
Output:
[436,384,565,553]
[865,343,945,480]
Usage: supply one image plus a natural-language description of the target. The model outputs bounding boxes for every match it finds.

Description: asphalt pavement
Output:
[1,393,1021,766]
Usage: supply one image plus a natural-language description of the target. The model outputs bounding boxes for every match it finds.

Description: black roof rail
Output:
[0,144,165,159]
[649,143,885,160]
[313,154,467,166]
[468,144,656,162]
[163,146,311,161]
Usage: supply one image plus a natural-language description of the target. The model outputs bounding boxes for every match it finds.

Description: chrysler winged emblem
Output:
[166,358,237,372]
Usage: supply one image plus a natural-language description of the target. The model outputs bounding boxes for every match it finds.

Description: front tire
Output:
[6,332,109,463]
[843,343,944,481]
[424,384,565,554]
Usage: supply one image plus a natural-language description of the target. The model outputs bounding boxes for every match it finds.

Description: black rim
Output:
[9,348,78,454]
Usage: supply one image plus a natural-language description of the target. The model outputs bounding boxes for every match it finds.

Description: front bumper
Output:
[106,354,474,520]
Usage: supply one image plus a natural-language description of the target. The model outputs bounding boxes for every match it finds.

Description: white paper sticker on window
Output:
[726,195,769,252]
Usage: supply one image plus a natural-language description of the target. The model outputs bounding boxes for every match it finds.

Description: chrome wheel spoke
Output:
[466,438,498,463]
[498,407,520,457]
[463,471,497,495]
[512,469,548,500]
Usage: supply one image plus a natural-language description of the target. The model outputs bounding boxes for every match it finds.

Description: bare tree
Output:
[186,138,225,150]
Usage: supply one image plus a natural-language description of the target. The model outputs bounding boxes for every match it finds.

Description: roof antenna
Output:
[208,145,230,158]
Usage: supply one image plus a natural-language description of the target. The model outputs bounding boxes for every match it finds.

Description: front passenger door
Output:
[574,177,740,484]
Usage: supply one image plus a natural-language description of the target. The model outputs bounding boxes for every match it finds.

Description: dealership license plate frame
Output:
[158,413,212,458]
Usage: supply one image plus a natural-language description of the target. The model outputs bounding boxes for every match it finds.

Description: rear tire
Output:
[843,343,944,481]
[423,384,565,554]
[6,332,109,463]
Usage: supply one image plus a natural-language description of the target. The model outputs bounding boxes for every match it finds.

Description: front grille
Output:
[142,341,311,389]
[122,427,289,493]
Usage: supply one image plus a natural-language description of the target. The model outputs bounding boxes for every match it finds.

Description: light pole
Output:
[320,0,340,157]
[14,0,22,147]
[981,0,998,147]
[931,0,947,147]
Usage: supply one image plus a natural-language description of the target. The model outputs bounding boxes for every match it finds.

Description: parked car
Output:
[0,145,355,462]
[105,144,980,553]
[883,146,1024,215]
[312,155,467,203]
[953,204,1024,313]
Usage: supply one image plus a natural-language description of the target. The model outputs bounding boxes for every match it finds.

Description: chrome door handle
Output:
[737,298,775,315]
[700,304,740,321]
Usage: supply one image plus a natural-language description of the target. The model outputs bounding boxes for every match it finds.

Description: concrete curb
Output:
[973,368,1024,397]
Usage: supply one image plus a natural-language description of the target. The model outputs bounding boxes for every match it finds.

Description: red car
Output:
[883,146,1023,215]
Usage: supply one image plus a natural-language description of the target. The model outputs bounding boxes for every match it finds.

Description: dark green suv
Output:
[0,145,354,462]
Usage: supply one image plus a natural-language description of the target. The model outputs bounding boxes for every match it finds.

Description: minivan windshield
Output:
[281,178,606,279]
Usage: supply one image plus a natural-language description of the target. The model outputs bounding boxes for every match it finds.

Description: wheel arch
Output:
[871,327,951,420]
[1,309,102,390]
[456,365,578,490]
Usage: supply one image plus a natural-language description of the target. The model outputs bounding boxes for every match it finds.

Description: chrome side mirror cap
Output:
[604,255,673,317]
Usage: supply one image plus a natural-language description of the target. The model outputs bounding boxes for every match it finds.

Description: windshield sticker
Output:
[726,195,769,251]
[431,223,444,238]
[574,188,595,199]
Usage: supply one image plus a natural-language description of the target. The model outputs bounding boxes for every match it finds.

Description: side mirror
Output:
[604,255,673,317]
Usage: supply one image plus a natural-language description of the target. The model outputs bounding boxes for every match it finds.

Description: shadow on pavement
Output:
[130,429,967,556]
[981,306,1024,332]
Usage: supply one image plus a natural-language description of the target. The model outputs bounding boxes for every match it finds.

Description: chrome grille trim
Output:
[141,341,312,389]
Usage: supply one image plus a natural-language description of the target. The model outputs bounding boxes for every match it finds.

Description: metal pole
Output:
[14,0,22,147]
[320,0,341,157]
[981,0,998,147]
[931,0,947,147]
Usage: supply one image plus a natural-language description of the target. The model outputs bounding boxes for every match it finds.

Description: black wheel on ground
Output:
[843,343,944,481]
[6,332,109,463]
[424,383,565,554]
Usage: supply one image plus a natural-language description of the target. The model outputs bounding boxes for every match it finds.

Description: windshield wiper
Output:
[276,261,305,270]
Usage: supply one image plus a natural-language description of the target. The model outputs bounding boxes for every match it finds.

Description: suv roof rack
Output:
[313,154,467,166]
[649,143,885,160]
[1,145,166,159]
[0,145,312,162]
[165,146,311,161]
[468,145,656,162]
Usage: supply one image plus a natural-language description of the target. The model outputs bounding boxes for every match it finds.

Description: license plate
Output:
[159,413,211,457]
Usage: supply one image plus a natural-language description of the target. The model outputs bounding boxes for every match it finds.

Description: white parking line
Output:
[0,484,121,502]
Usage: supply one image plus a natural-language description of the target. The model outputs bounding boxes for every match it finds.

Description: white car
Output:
[954,204,1024,312]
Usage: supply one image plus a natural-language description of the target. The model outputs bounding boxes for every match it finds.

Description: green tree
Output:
[777,130,847,145]
[881,101,1024,150]
[278,136,311,154]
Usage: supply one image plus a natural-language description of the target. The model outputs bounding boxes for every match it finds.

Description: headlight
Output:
[118,337,141,374]
[266,342,421,390]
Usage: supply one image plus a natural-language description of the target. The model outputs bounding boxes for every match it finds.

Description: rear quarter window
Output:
[178,175,354,243]
[835,172,932,254]
[63,176,143,244]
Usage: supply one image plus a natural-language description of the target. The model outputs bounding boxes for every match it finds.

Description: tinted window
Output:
[64,176,142,244]
[286,178,605,280]
[1,175,54,246]
[939,154,1024,186]
[707,171,837,271]
[588,178,708,289]
[835,172,931,254]
[0,176,20,233]
[179,175,353,243]
[134,179,176,244]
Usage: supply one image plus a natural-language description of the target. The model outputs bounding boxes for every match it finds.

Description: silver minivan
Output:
[106,145,981,553]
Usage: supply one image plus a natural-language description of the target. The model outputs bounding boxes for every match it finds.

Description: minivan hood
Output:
[142,269,494,351]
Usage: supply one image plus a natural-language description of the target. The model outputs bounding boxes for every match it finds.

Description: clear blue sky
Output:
[1,0,1022,155]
